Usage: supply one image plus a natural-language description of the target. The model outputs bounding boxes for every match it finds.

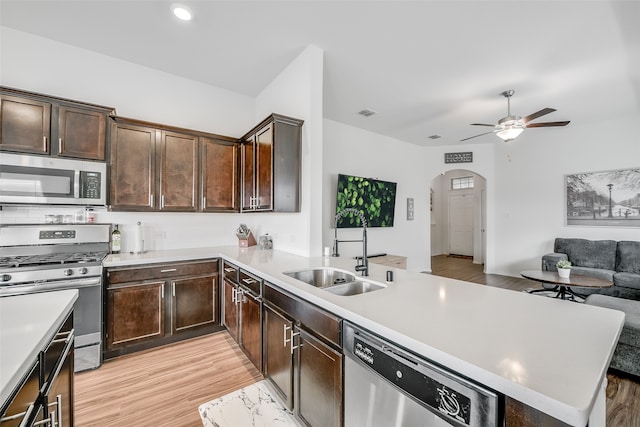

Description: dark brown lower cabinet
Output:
[263,304,294,409]
[105,260,220,358]
[238,286,262,370]
[107,281,165,350]
[263,283,343,427]
[297,328,342,427]
[223,279,239,340]
[173,275,217,333]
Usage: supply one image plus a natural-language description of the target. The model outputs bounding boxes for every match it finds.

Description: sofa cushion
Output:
[616,241,640,274]
[571,266,615,281]
[585,294,640,347]
[614,272,640,291]
[554,238,617,270]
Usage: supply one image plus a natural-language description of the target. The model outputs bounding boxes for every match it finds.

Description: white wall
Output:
[0,27,322,256]
[322,119,430,272]
[489,114,640,276]
[254,45,324,257]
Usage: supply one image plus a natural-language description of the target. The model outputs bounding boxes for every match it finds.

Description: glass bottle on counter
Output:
[111,225,121,254]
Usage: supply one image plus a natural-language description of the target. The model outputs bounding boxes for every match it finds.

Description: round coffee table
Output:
[520,270,613,301]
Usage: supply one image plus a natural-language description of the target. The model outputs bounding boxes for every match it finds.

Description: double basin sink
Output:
[283,267,386,296]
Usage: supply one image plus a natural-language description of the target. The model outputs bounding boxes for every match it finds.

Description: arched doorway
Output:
[430,169,487,268]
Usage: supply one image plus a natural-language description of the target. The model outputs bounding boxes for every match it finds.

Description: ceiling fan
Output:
[461,90,570,142]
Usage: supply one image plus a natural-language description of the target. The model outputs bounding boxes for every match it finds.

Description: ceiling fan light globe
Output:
[496,126,524,141]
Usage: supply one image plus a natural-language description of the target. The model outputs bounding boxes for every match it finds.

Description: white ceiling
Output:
[1,0,639,146]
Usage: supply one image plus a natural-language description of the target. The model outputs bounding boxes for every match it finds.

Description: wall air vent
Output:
[357,109,377,117]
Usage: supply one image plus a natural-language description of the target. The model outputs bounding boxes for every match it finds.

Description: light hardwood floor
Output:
[74,332,261,427]
[74,256,640,427]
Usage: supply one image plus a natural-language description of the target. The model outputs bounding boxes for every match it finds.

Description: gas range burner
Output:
[0,251,108,268]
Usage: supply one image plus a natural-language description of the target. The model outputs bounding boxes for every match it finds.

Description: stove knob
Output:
[64,269,73,277]
[79,267,88,275]
[1,274,11,282]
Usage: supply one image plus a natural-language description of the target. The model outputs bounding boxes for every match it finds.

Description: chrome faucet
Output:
[332,208,368,276]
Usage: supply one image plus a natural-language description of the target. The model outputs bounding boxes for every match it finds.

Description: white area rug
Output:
[199,380,300,427]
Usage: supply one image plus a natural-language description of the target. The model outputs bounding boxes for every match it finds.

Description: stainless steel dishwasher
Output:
[343,322,500,427]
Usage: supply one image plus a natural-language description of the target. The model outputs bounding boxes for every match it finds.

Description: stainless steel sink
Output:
[323,280,386,296]
[283,267,386,296]
[283,268,356,288]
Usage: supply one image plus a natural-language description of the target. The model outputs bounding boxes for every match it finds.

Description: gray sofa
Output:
[585,294,640,378]
[542,238,640,300]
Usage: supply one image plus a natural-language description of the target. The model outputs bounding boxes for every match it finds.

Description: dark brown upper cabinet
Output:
[56,105,107,160]
[158,130,198,212]
[241,114,303,213]
[0,86,114,160]
[109,121,157,211]
[0,94,51,154]
[201,137,239,212]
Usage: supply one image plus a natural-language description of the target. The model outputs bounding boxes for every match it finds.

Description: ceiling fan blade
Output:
[470,123,496,127]
[523,108,556,123]
[526,120,571,128]
[460,130,495,141]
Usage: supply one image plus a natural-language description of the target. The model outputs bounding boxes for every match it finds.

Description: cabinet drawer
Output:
[107,259,218,284]
[222,261,239,283]
[239,269,261,295]
[264,282,341,347]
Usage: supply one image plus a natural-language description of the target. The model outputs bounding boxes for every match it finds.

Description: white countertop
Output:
[104,247,625,426]
[0,289,78,406]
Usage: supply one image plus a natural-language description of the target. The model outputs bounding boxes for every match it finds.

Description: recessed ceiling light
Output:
[172,4,192,21]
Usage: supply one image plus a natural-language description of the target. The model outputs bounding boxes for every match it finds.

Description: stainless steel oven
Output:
[343,322,500,427]
[0,152,106,206]
[0,224,110,372]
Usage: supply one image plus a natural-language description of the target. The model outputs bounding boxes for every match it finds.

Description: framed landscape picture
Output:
[566,168,640,227]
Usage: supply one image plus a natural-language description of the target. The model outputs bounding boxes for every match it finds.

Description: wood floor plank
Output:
[74,332,262,427]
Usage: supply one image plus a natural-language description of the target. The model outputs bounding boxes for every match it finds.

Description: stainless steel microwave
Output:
[0,153,106,206]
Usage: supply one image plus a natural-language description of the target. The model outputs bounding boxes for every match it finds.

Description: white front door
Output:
[449,194,474,256]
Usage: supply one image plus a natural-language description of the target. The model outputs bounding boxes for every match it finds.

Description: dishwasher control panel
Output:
[353,337,471,424]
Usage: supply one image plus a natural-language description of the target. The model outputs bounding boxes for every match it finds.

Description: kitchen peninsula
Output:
[104,246,624,427]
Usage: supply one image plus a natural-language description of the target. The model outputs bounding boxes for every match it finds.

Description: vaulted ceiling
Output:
[2,0,639,146]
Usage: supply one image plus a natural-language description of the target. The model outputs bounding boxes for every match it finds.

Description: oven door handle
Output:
[0,277,102,296]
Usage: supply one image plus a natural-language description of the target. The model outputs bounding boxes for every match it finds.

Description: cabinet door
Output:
[255,123,273,211]
[239,287,262,370]
[45,346,74,427]
[0,359,42,427]
[172,275,217,333]
[222,279,238,340]
[201,138,238,212]
[110,123,156,210]
[106,281,165,350]
[0,95,51,154]
[263,304,294,410]
[296,328,343,427]
[56,105,107,160]
[158,131,198,211]
[240,136,255,211]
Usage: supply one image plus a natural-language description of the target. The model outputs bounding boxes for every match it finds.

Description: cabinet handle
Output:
[290,330,300,355]
[237,288,245,303]
[160,268,177,273]
[161,286,164,299]
[150,194,154,208]
[161,194,165,209]
[242,278,257,285]
[43,136,48,151]
[231,287,236,303]
[202,196,207,208]
[58,137,63,153]
[283,324,290,347]
[172,282,176,297]
[224,267,236,273]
